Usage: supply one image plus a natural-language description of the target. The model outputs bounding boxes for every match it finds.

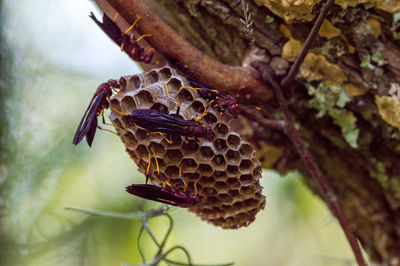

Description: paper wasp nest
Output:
[109,66,265,229]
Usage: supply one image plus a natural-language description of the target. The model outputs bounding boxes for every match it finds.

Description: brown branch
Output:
[105,0,272,104]
[280,0,335,88]
[253,62,367,266]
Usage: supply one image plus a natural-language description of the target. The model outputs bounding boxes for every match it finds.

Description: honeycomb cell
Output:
[227,149,240,163]
[146,70,159,85]
[121,96,137,113]
[176,88,194,103]
[197,164,213,176]
[213,138,227,151]
[204,112,218,124]
[165,165,179,177]
[218,193,233,203]
[239,174,253,185]
[150,103,168,113]
[227,134,241,148]
[228,189,240,198]
[167,78,182,92]
[136,144,148,158]
[214,170,227,181]
[121,132,138,149]
[240,185,255,195]
[134,90,154,106]
[239,159,252,172]
[149,142,166,155]
[200,176,215,186]
[164,149,183,165]
[215,123,229,136]
[240,143,253,156]
[158,67,172,80]
[215,181,229,191]
[200,146,214,158]
[182,139,200,154]
[212,154,227,170]
[227,165,240,176]
[181,158,198,171]
[189,101,205,115]
[226,178,241,188]
[126,149,138,161]
[131,76,142,90]
[183,172,200,181]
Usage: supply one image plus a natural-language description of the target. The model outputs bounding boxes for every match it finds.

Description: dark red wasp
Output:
[126,183,201,208]
[73,79,120,147]
[125,109,214,141]
[186,78,261,120]
[89,12,154,64]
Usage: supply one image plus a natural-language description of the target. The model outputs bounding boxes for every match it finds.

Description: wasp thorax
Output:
[109,66,265,229]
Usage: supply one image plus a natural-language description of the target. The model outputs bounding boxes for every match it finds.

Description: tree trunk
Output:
[146,0,400,264]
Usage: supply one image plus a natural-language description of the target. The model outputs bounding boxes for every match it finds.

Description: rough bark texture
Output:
[146,0,400,264]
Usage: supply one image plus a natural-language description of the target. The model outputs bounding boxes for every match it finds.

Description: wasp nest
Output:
[109,66,265,229]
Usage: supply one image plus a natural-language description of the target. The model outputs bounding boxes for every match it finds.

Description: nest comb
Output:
[109,66,265,229]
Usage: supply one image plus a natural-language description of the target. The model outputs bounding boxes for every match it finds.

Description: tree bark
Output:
[145,0,400,264]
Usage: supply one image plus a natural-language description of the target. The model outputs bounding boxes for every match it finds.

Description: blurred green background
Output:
[0,0,356,265]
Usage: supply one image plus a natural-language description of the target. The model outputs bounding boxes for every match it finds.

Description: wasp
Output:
[73,79,122,147]
[89,12,154,64]
[116,109,214,141]
[126,182,201,208]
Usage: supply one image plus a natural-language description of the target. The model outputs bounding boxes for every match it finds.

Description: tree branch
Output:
[105,0,273,104]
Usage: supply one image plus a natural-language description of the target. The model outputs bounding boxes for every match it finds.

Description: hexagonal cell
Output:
[183,172,200,181]
[131,75,142,90]
[158,67,172,80]
[197,164,213,176]
[215,123,229,136]
[232,201,243,209]
[121,132,138,149]
[240,143,253,156]
[199,176,215,186]
[182,139,200,154]
[126,149,138,161]
[167,134,183,147]
[138,159,148,170]
[136,144,148,158]
[227,165,240,176]
[228,189,240,198]
[213,138,227,151]
[204,112,218,124]
[145,70,159,85]
[135,128,149,142]
[181,158,198,171]
[253,165,262,177]
[164,149,183,165]
[149,142,166,156]
[226,177,240,188]
[200,146,214,158]
[239,174,253,185]
[134,90,154,106]
[150,102,168,113]
[240,185,255,195]
[239,159,252,172]
[218,193,233,203]
[165,165,179,178]
[227,149,240,163]
[215,181,228,191]
[205,196,219,206]
[121,96,137,113]
[188,180,202,191]
[244,198,259,207]
[176,88,194,103]
[227,134,241,148]
[212,154,227,169]
[167,77,182,91]
[110,98,121,110]
[189,101,205,115]
[202,186,217,195]
[214,170,227,181]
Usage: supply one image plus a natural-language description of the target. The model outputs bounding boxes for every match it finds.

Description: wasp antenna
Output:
[112,12,119,22]
[162,82,171,99]
[150,147,160,174]
[135,33,151,42]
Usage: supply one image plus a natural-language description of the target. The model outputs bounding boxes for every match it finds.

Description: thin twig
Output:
[253,62,367,266]
[64,206,165,220]
[280,0,335,88]
[105,0,272,104]
[241,109,286,132]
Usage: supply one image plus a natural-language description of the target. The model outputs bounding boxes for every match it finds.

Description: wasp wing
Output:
[126,184,190,207]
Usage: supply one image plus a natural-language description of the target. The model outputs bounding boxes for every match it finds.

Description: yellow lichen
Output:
[340,35,356,53]
[279,24,293,39]
[300,53,347,86]
[375,95,400,132]
[344,83,369,96]
[334,0,369,9]
[319,19,342,39]
[282,39,303,62]
[257,143,285,169]
[254,0,319,23]
[377,0,400,13]
[367,18,382,37]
